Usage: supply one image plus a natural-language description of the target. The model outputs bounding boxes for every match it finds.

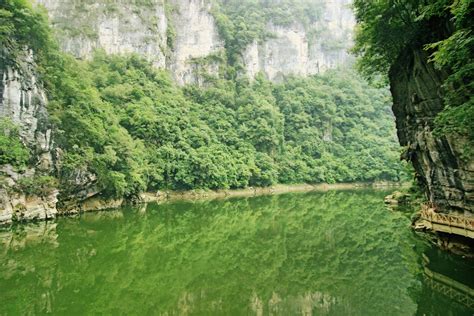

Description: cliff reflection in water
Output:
[1,190,472,315]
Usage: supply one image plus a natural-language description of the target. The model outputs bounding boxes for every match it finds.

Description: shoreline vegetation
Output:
[141,182,406,202]
[62,182,406,217]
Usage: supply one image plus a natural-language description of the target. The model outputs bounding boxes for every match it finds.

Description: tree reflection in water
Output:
[1,190,472,315]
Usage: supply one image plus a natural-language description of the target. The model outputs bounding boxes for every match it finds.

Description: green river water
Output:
[1,190,472,315]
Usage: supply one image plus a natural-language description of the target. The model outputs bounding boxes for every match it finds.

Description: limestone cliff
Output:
[32,0,353,84]
[168,0,224,85]
[33,0,225,84]
[243,0,354,81]
[0,51,58,223]
[390,49,474,214]
[34,0,169,68]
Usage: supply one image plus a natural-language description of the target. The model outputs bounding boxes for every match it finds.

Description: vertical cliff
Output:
[242,0,354,81]
[351,0,473,216]
[34,0,169,68]
[390,48,473,214]
[168,0,224,84]
[33,0,226,84]
[32,0,354,83]
[0,51,58,223]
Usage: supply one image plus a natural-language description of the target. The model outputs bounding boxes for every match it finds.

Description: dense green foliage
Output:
[273,74,402,183]
[0,0,52,65]
[0,119,30,169]
[353,0,473,147]
[1,0,405,199]
[53,54,404,196]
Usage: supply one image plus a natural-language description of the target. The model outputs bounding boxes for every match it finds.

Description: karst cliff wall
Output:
[243,0,354,80]
[390,49,473,214]
[32,0,354,84]
[0,52,58,223]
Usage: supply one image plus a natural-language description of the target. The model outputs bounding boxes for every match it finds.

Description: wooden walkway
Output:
[416,206,474,239]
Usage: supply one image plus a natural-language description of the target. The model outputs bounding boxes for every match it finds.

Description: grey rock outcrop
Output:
[0,51,58,224]
[33,0,224,84]
[168,0,224,85]
[390,49,474,214]
[243,0,355,81]
[34,0,169,68]
[0,52,52,157]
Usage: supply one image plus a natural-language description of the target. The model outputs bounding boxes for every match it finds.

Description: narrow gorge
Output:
[1,0,473,314]
[0,0,472,240]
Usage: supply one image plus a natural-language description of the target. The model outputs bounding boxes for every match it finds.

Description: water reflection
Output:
[0,190,472,315]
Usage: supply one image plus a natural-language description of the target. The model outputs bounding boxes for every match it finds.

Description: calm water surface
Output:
[1,190,472,315]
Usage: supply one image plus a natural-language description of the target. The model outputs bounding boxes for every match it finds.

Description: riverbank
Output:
[2,182,404,226]
[141,182,402,202]
[384,190,474,257]
[77,182,404,214]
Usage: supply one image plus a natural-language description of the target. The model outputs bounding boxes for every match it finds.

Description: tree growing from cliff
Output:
[0,0,52,64]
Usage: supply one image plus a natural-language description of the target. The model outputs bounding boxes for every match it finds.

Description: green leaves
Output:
[0,119,30,169]
[54,53,402,193]
[352,0,422,80]
[0,0,54,66]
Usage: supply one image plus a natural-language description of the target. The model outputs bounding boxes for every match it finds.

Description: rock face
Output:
[390,48,474,214]
[243,0,355,81]
[168,0,224,85]
[34,0,169,68]
[0,51,58,224]
[33,0,354,84]
[32,0,225,84]
[0,53,119,222]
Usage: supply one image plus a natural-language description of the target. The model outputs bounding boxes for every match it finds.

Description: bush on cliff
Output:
[0,118,30,169]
